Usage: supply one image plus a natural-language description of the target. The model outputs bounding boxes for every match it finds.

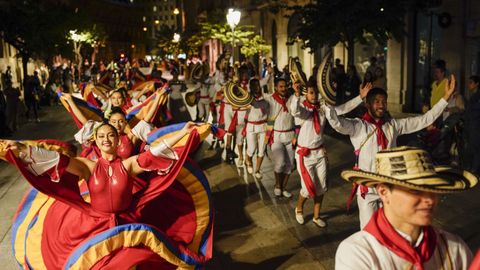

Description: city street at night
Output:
[2,0,480,269]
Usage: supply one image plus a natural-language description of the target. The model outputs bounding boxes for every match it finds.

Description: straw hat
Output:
[223,81,253,108]
[191,63,204,82]
[316,51,336,105]
[185,90,198,107]
[341,146,478,193]
[289,57,308,95]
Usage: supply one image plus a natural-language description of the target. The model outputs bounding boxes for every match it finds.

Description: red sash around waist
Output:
[296,144,324,197]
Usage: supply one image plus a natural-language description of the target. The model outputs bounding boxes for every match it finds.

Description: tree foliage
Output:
[289,0,411,64]
[155,25,184,57]
[199,22,271,57]
[0,0,92,60]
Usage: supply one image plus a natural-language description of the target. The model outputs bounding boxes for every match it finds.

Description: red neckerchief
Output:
[272,92,288,112]
[364,208,437,270]
[362,112,388,149]
[303,100,321,134]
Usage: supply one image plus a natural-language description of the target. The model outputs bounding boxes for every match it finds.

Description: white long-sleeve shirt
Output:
[335,228,472,270]
[291,95,363,149]
[325,98,448,173]
[246,97,269,133]
[264,93,295,143]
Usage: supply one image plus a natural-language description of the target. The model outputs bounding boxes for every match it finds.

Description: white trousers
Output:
[246,131,266,157]
[295,149,327,198]
[271,142,295,174]
[198,98,210,121]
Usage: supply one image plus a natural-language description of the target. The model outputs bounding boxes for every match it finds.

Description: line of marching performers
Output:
[191,54,480,230]
[189,57,480,269]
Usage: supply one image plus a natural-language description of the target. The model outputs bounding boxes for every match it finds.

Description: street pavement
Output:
[1,105,480,269]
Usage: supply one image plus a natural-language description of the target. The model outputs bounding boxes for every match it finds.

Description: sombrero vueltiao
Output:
[341,146,478,193]
[185,90,198,107]
[289,57,308,95]
[316,51,336,105]
[223,81,253,108]
[191,63,204,82]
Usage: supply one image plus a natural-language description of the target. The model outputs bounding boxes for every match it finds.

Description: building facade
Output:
[70,0,147,60]
[231,0,480,113]
[0,39,35,89]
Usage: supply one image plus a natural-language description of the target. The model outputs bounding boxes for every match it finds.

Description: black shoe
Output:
[226,149,236,164]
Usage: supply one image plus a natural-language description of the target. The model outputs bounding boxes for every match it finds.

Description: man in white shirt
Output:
[335,146,477,270]
[263,78,296,197]
[325,75,456,228]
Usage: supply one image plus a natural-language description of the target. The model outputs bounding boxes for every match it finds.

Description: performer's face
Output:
[109,113,127,134]
[251,82,262,97]
[275,81,287,97]
[377,184,438,228]
[111,92,125,107]
[468,79,479,92]
[306,87,319,104]
[95,125,119,154]
[367,94,387,119]
[433,68,445,81]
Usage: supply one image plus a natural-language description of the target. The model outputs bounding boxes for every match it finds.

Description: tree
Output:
[0,0,88,86]
[67,26,105,72]
[67,30,94,69]
[200,22,271,57]
[155,25,184,58]
[290,0,410,65]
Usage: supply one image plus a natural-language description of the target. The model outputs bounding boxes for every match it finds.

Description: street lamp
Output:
[173,8,179,15]
[173,33,180,43]
[226,8,241,64]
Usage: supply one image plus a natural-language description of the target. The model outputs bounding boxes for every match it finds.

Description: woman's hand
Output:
[181,121,197,134]
[0,140,27,158]
[63,93,73,102]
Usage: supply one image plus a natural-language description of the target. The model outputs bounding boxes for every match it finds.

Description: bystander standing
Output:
[4,81,20,131]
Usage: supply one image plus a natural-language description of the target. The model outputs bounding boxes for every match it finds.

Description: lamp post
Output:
[173,33,180,43]
[226,8,241,65]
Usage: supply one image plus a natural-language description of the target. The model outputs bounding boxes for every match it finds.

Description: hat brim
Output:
[185,91,198,107]
[224,82,253,108]
[341,166,478,193]
[316,51,336,106]
[191,63,203,81]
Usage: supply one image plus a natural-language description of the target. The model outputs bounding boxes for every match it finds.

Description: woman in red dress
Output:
[1,122,213,269]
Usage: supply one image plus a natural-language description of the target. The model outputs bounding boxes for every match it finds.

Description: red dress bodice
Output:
[117,133,134,159]
[88,157,133,213]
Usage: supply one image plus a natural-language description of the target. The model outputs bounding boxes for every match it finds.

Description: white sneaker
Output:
[254,171,262,179]
[282,190,292,198]
[274,188,281,197]
[312,217,327,228]
[295,208,304,225]
[247,165,253,174]
[236,159,244,167]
